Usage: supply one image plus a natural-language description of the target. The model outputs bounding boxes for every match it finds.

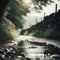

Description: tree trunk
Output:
[0,0,10,22]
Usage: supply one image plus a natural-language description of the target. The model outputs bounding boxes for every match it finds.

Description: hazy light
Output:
[22,0,33,8]
[24,0,31,4]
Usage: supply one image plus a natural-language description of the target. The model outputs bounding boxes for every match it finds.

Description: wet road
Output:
[1,35,60,60]
[16,35,60,48]
[18,40,51,60]
[16,36,60,60]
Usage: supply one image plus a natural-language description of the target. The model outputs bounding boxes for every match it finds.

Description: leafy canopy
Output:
[4,0,29,29]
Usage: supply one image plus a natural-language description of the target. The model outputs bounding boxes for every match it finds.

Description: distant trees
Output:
[21,9,60,40]
[0,23,13,44]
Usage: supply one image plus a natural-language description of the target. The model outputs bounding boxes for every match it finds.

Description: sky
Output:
[23,0,60,29]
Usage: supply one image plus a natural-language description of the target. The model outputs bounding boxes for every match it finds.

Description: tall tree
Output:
[4,0,29,29]
[0,0,10,22]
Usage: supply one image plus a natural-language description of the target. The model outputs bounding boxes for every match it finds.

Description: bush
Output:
[0,23,13,43]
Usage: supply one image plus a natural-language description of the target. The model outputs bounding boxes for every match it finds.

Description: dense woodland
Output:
[0,0,28,43]
[0,0,59,44]
[21,7,60,40]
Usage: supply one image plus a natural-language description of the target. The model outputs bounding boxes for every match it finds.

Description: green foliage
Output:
[47,27,60,39]
[43,28,55,37]
[22,9,60,40]
[4,7,10,17]
[0,23,13,41]
[0,0,10,21]
[0,0,57,44]
[27,28,55,38]
[4,0,28,29]
[32,0,54,12]
[3,0,54,28]
[32,30,44,37]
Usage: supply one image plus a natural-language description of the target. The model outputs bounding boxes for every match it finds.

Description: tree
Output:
[0,0,54,21]
[0,0,55,43]
[0,0,10,22]
[4,0,29,29]
[32,0,54,12]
